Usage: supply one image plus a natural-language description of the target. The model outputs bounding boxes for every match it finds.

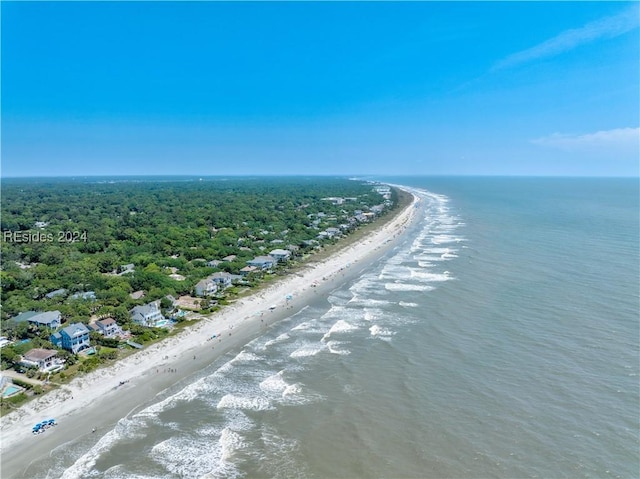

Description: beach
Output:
[0,188,419,479]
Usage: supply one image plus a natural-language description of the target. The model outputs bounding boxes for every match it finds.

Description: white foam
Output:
[290,344,326,358]
[282,383,304,399]
[61,418,144,479]
[233,351,262,363]
[291,321,313,331]
[322,320,358,341]
[385,283,436,292]
[217,394,273,411]
[260,371,289,394]
[409,270,453,282]
[399,301,419,308]
[264,333,290,348]
[220,427,246,462]
[369,325,396,339]
[326,340,351,355]
[151,435,228,479]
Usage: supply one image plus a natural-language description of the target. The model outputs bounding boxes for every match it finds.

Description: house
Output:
[222,255,237,262]
[13,311,62,330]
[21,348,64,372]
[194,278,218,297]
[94,318,120,337]
[45,289,68,299]
[207,260,222,268]
[240,265,258,276]
[210,272,242,289]
[70,291,96,301]
[269,249,291,263]
[50,323,91,353]
[35,221,49,229]
[130,290,146,300]
[130,303,165,327]
[246,256,275,271]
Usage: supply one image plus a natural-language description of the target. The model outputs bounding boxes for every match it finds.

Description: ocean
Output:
[27,177,639,479]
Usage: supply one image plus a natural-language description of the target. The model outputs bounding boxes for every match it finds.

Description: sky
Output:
[2,1,639,177]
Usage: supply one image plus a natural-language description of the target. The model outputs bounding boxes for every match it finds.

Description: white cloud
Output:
[531,127,640,154]
[493,5,640,70]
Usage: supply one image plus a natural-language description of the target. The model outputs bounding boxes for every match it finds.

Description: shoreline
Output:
[0,187,421,479]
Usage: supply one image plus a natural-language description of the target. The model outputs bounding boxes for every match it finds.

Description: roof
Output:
[13,311,60,325]
[24,348,58,361]
[130,290,146,300]
[45,289,68,299]
[131,303,160,317]
[12,311,39,323]
[96,318,117,327]
[269,249,291,256]
[61,323,90,337]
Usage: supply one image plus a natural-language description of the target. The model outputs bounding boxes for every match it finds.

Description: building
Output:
[93,318,121,337]
[45,289,68,299]
[50,323,91,353]
[130,302,165,327]
[194,278,218,297]
[130,290,146,300]
[268,249,291,262]
[12,311,62,330]
[21,348,64,372]
[209,272,242,289]
[240,265,258,276]
[246,256,275,270]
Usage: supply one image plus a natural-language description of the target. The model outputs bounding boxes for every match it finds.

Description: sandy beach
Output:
[0,188,420,479]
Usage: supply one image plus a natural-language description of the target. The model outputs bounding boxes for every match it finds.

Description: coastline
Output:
[0,187,420,479]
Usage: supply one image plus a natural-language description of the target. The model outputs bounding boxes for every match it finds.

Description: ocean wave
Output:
[409,270,453,282]
[326,340,351,355]
[217,394,273,411]
[321,320,358,341]
[399,301,419,308]
[385,283,436,292]
[259,371,289,394]
[290,344,326,358]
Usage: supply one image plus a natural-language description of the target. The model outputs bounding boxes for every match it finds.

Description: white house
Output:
[194,278,218,297]
[130,303,165,327]
[268,249,291,263]
[21,348,64,372]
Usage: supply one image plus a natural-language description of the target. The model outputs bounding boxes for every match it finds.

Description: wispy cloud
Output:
[531,127,640,153]
[493,5,640,71]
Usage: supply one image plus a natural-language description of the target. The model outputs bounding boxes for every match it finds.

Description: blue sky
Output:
[2,1,639,177]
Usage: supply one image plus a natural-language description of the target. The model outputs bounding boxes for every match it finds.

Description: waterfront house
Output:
[194,278,218,297]
[246,256,275,271]
[209,272,242,289]
[21,348,64,372]
[130,302,165,327]
[13,311,62,330]
[240,265,258,276]
[50,323,91,353]
[94,318,121,337]
[268,249,291,262]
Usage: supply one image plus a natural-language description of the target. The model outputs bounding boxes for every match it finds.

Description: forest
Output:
[0,176,396,346]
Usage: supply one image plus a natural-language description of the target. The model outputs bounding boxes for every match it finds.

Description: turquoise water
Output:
[26,177,639,479]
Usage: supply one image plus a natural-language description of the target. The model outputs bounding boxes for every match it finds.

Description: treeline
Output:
[1,176,394,323]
